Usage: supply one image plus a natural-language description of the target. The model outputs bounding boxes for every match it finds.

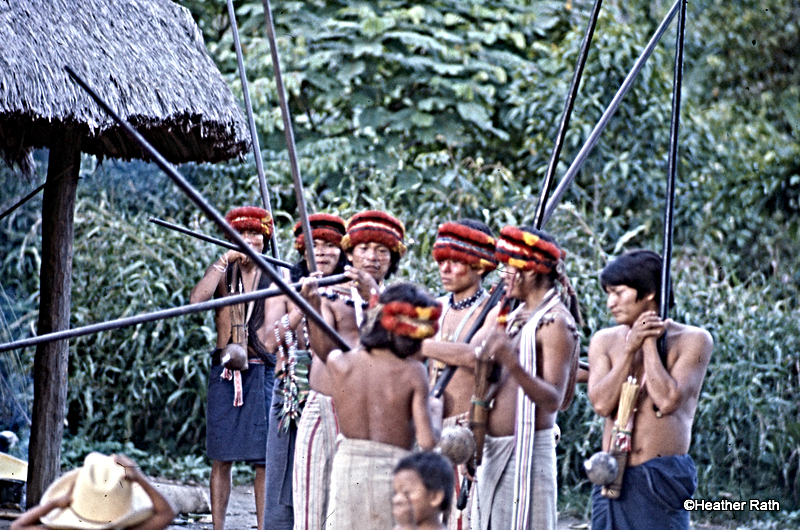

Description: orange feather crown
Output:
[379,300,442,340]
[494,226,565,274]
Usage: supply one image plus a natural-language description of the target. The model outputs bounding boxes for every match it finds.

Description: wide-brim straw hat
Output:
[40,452,153,529]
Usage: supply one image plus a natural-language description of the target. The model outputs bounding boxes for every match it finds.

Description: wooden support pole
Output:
[27,127,81,507]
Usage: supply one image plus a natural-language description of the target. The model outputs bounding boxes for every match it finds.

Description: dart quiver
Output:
[601,375,640,499]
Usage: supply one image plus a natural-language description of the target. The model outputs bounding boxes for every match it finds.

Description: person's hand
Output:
[299,275,322,308]
[344,265,379,300]
[480,329,516,368]
[226,249,248,266]
[51,488,73,509]
[623,311,668,355]
[112,454,145,483]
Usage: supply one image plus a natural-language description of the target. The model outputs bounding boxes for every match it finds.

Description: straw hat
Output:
[40,452,153,529]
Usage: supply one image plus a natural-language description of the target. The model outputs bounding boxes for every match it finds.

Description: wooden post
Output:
[26,127,81,507]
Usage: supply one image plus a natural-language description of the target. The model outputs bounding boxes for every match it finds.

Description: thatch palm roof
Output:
[0,0,250,169]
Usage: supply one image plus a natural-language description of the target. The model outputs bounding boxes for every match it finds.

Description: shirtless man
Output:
[293,210,407,530]
[419,219,497,529]
[588,250,713,530]
[190,206,278,530]
[263,213,348,530]
[303,282,440,529]
[473,226,581,530]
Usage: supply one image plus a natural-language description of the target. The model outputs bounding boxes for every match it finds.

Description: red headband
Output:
[432,222,497,271]
[341,210,407,257]
[293,213,346,253]
[225,206,273,237]
[494,226,565,273]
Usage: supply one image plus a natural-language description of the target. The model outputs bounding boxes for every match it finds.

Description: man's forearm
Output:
[421,340,477,369]
[507,362,561,412]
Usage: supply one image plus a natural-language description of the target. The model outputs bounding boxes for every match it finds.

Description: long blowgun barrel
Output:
[64,65,349,352]
[259,0,317,272]
[0,274,348,353]
[225,0,280,258]
[658,0,688,365]
[532,0,604,229]
[541,0,681,226]
[148,217,293,269]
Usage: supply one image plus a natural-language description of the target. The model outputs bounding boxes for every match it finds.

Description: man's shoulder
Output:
[669,321,714,350]
[589,325,628,348]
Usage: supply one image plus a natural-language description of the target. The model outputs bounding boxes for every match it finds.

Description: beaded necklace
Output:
[448,287,486,311]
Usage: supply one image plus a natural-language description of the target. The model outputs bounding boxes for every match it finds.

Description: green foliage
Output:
[686,0,800,134]
[687,268,799,520]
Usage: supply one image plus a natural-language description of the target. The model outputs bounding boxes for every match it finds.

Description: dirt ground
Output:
[160,484,592,529]
[0,483,731,529]
[1,483,589,529]
[160,484,594,529]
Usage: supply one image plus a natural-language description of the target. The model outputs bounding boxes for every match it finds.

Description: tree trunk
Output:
[26,129,81,508]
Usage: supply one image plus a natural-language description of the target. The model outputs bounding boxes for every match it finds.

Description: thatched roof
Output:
[0,0,250,169]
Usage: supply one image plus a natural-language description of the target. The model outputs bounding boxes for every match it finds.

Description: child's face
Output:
[392,469,441,525]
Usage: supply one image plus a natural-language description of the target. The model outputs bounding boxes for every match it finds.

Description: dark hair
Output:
[385,250,402,279]
[394,451,454,515]
[290,249,349,282]
[599,249,674,308]
[456,218,492,236]
[360,282,439,358]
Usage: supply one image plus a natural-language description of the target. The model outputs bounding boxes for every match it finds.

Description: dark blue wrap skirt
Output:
[264,378,297,529]
[206,356,275,464]
[592,454,697,530]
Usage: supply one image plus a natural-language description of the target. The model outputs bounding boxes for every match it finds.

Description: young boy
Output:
[292,209,407,530]
[392,452,454,530]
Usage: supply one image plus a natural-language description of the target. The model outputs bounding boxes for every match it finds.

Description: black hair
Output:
[393,451,454,515]
[599,249,675,309]
[360,282,439,358]
[385,250,401,279]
